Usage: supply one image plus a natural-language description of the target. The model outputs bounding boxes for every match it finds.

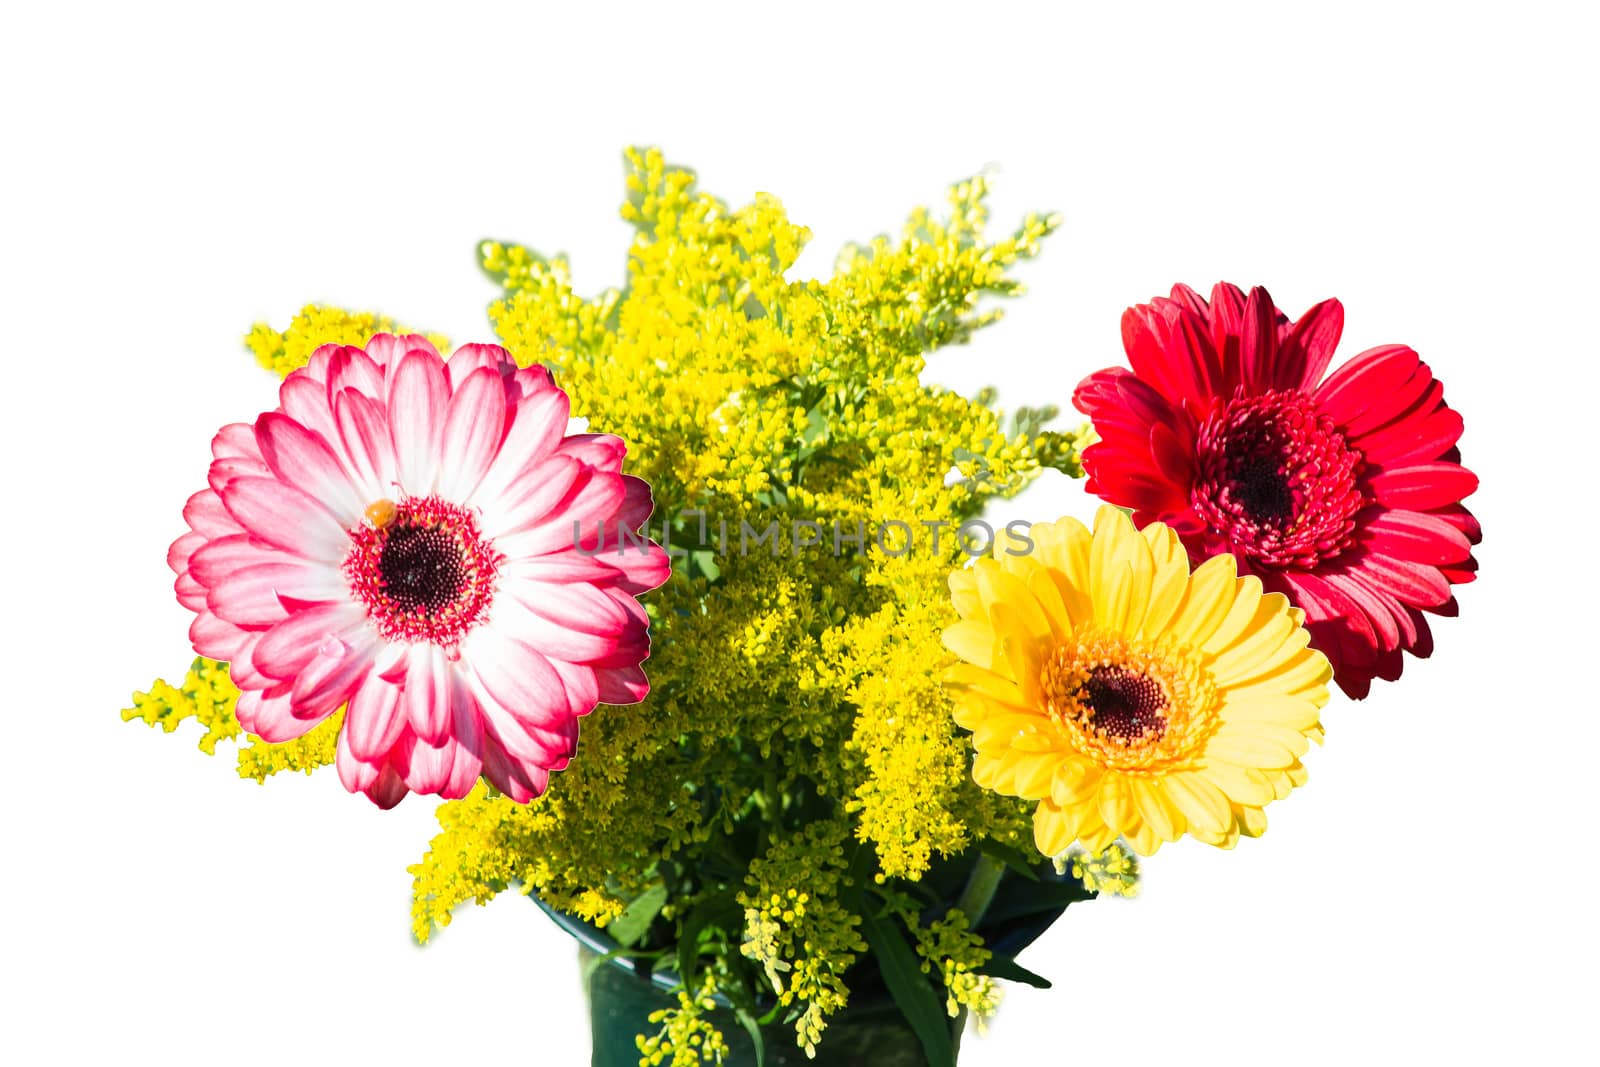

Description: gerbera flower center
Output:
[1191,390,1365,569]
[1040,629,1218,770]
[344,497,502,647]
[1081,666,1168,741]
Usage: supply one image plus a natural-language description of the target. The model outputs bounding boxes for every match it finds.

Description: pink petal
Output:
[595,663,650,705]
[1355,552,1453,608]
[251,601,368,681]
[333,389,399,502]
[396,730,457,795]
[336,726,383,791]
[365,333,439,367]
[187,534,297,587]
[344,672,406,761]
[1359,509,1474,566]
[545,657,601,719]
[467,387,572,512]
[220,476,350,562]
[289,633,378,718]
[475,455,582,540]
[490,592,621,662]
[168,531,207,575]
[207,561,344,628]
[512,578,629,635]
[1367,462,1479,511]
[495,470,626,557]
[480,743,550,803]
[278,374,340,448]
[554,433,627,471]
[1237,286,1280,395]
[236,685,325,743]
[404,644,454,746]
[445,343,515,389]
[1312,344,1417,427]
[465,627,572,730]
[441,675,486,798]
[183,489,240,539]
[323,347,386,404]
[188,609,249,662]
[386,349,449,496]
[212,422,263,462]
[436,366,510,500]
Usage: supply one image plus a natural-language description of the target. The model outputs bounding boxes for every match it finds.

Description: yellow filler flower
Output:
[943,506,1331,857]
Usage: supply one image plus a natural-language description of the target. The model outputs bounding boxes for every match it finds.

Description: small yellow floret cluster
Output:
[635,970,732,1067]
[1058,843,1142,898]
[123,657,344,782]
[245,305,447,377]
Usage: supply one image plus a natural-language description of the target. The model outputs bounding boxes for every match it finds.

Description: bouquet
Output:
[126,148,1480,1065]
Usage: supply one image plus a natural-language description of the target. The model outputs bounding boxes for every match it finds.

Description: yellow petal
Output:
[980,565,1051,644]
[1235,804,1268,838]
[1216,690,1323,733]
[970,711,1046,751]
[944,663,1030,711]
[1138,525,1190,639]
[1130,776,1182,843]
[1032,799,1080,857]
[1012,751,1059,800]
[1125,818,1161,857]
[1167,553,1238,647]
[942,620,997,672]
[1096,561,1136,631]
[1054,517,1093,590]
[1193,760,1275,806]
[1025,566,1073,641]
[1088,508,1147,631]
[1051,757,1104,806]
[1204,724,1304,770]
[993,605,1046,704]
[1163,770,1232,835]
[1097,774,1140,836]
[1208,606,1297,686]
[1201,573,1264,655]
[1226,640,1332,700]
[948,568,983,621]
[1077,811,1120,854]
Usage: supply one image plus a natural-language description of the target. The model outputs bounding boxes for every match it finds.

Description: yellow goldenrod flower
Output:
[944,505,1331,856]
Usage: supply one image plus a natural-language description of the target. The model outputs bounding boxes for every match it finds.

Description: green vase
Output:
[582,946,937,1067]
[543,857,1086,1066]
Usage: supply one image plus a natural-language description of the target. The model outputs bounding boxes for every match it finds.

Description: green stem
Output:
[953,852,1005,928]
[949,852,1006,1056]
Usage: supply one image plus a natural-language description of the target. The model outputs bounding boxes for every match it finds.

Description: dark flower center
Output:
[1192,390,1365,569]
[378,525,470,615]
[1082,666,1168,741]
[343,497,502,647]
[1230,455,1296,524]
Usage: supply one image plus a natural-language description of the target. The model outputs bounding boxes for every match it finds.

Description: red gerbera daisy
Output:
[1073,283,1480,698]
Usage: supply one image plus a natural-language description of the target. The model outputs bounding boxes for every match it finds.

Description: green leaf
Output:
[732,1006,767,1067]
[609,883,668,947]
[979,880,1094,926]
[977,956,1052,989]
[675,892,739,990]
[978,839,1041,882]
[858,907,956,1067]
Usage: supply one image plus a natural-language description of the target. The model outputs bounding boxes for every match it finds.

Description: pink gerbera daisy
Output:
[1073,283,1480,698]
[169,334,669,806]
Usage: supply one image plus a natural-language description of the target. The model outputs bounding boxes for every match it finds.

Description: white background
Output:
[4,2,1596,1063]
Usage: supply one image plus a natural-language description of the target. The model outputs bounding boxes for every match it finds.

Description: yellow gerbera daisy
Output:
[943,505,1331,857]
